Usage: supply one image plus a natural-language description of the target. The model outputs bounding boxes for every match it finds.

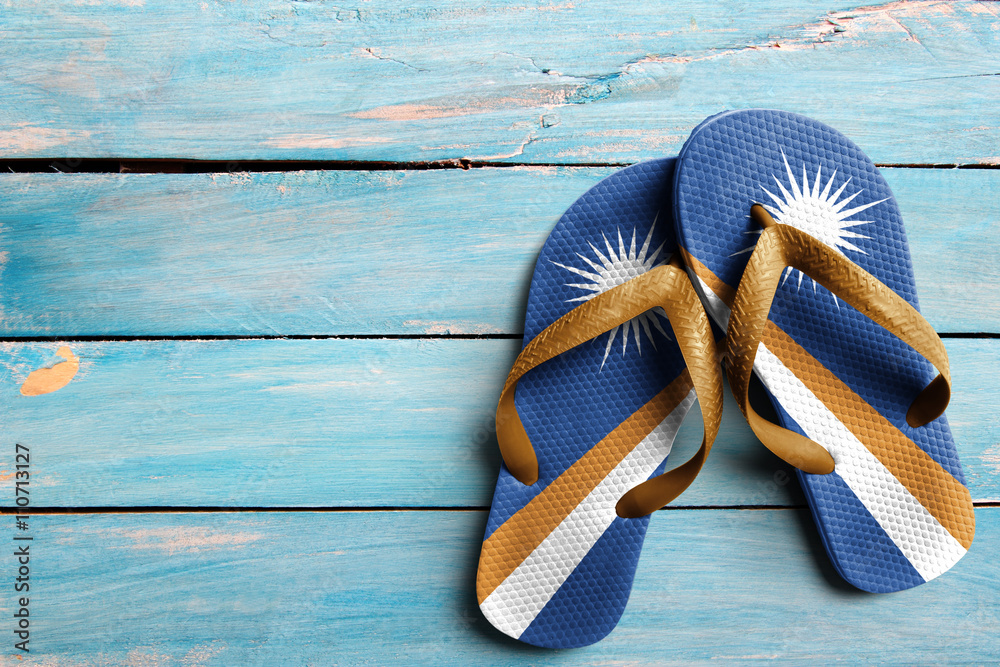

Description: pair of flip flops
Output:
[476,109,975,648]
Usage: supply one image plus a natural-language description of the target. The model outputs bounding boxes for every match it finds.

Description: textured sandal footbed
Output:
[673,109,970,593]
[479,158,695,647]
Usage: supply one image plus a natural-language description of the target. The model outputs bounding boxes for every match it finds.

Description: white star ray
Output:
[575,252,606,275]
[736,152,887,301]
[552,217,672,369]
[551,261,600,283]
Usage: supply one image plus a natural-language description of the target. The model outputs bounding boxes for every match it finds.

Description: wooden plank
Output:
[0,167,996,336]
[1,1,998,163]
[1,338,995,508]
[1,508,997,663]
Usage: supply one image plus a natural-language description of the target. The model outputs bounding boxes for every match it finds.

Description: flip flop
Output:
[672,109,975,593]
[476,158,722,648]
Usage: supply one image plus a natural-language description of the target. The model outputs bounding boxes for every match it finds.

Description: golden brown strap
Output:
[726,205,951,475]
[497,259,722,519]
[614,265,723,518]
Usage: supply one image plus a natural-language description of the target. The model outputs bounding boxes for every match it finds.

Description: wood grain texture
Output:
[2,0,996,662]
[1,1,998,163]
[1,338,995,508]
[0,508,997,664]
[1,167,996,336]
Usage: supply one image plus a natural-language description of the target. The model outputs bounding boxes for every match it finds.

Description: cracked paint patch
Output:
[112,526,263,555]
[20,346,79,396]
[357,47,428,72]
[348,0,966,127]
[348,91,575,120]
[264,134,394,149]
[0,123,90,154]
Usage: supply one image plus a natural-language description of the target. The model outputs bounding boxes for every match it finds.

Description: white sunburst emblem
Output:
[553,217,670,369]
[734,152,886,299]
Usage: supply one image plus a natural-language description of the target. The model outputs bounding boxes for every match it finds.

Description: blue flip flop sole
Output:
[477,158,699,647]
[672,109,974,593]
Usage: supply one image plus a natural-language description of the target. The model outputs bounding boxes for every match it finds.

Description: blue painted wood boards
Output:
[0,509,996,663]
[1,338,998,507]
[0,168,996,335]
[0,0,998,662]
[0,1,997,163]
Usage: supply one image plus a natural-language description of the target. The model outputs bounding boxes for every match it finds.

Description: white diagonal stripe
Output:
[691,276,966,581]
[480,390,697,638]
[754,343,966,581]
[686,268,731,330]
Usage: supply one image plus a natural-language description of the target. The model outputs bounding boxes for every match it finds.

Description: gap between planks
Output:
[3,159,1000,174]
[3,503,998,515]
[1,332,997,343]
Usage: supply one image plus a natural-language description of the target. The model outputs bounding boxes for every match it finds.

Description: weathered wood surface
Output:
[1,167,997,336]
[1,1,998,164]
[1,338,996,508]
[0,509,996,664]
[1,0,998,662]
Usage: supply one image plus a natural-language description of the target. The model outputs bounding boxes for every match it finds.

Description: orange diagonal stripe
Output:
[763,322,975,548]
[679,246,735,307]
[477,370,694,603]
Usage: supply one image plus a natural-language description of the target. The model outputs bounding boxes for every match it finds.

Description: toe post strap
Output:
[614,260,723,518]
[496,258,723,516]
[726,204,951,475]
